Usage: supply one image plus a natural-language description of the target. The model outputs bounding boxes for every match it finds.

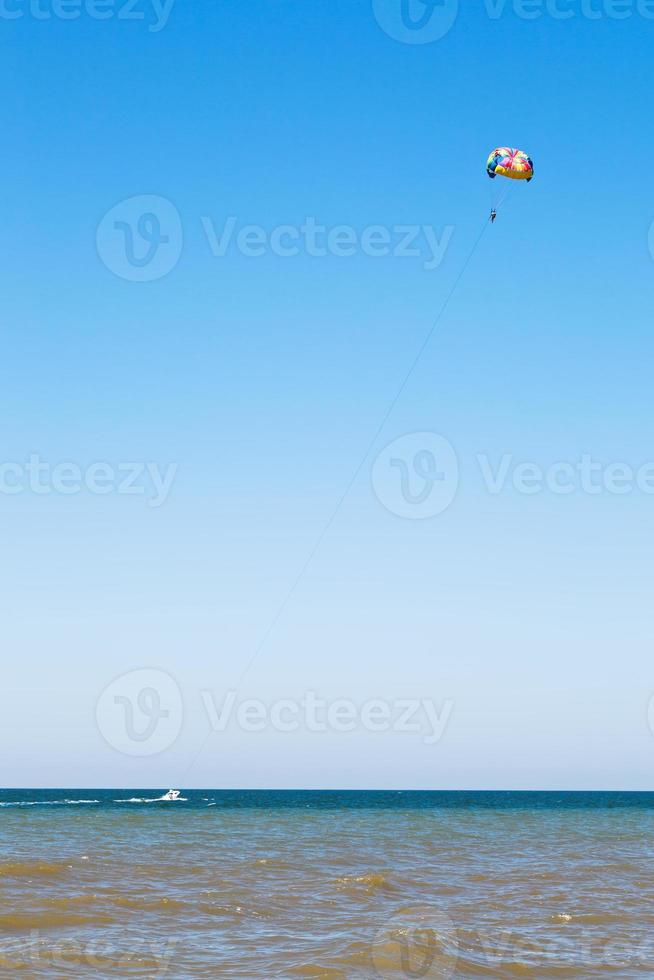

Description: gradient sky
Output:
[3,0,654,788]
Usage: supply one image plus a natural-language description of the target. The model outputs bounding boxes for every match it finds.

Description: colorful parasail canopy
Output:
[486,148,534,181]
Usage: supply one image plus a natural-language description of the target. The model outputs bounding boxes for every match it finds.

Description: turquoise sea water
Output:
[2,790,654,977]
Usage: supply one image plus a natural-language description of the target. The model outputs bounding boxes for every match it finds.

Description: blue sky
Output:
[3,0,654,788]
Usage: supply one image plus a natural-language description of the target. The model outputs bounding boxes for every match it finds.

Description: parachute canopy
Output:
[487,147,534,181]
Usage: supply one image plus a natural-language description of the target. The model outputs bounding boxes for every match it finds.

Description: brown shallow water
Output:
[1,790,654,977]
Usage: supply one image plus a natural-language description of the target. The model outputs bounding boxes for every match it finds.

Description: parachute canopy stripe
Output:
[486,147,534,181]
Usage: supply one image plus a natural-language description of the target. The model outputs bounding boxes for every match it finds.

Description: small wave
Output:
[551,911,625,926]
[194,900,272,923]
[248,857,295,871]
[287,966,345,978]
[0,912,116,931]
[198,903,253,917]
[45,893,186,913]
[0,799,99,807]
[0,861,72,879]
[334,872,393,894]
[105,895,187,912]
[113,796,188,803]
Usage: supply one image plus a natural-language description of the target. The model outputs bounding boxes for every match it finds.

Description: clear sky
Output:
[3,0,654,788]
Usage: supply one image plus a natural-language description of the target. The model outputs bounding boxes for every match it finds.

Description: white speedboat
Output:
[161,789,181,801]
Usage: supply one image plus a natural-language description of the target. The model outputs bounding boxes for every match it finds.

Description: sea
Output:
[1,789,653,977]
